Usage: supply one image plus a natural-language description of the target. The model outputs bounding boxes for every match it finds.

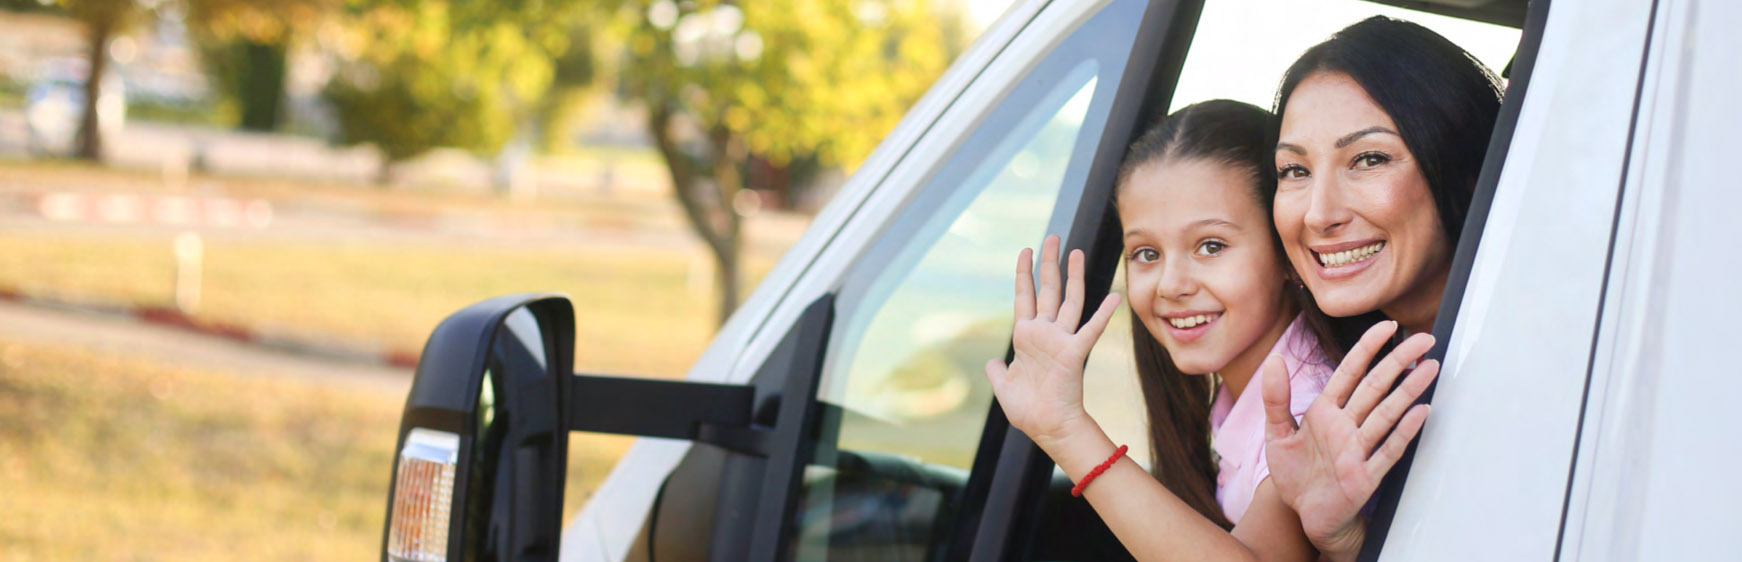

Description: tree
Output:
[616,0,965,325]
[54,0,138,161]
[185,0,338,132]
[322,0,605,185]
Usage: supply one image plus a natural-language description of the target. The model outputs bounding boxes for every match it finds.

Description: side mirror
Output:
[379,292,834,562]
[381,294,574,562]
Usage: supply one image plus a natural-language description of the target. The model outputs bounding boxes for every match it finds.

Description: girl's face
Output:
[1273,71,1450,329]
[1120,158,1295,377]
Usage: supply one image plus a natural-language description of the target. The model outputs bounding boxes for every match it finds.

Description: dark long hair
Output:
[1274,16,1504,247]
[1113,100,1348,529]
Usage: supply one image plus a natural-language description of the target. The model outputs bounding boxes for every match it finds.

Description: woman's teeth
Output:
[1317,242,1385,267]
[1168,313,1219,329]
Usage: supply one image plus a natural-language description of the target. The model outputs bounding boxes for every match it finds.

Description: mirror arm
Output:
[568,374,773,456]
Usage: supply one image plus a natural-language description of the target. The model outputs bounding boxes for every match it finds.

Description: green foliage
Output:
[322,0,607,164]
[620,0,964,171]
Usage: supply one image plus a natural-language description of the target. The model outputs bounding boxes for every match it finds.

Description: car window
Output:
[785,2,1147,560]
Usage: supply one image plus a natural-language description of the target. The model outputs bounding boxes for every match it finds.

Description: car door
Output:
[590,0,1201,560]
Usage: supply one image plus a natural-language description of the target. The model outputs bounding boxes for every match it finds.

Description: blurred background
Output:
[0,0,1010,558]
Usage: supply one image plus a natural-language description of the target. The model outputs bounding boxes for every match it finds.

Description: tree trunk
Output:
[236,39,288,132]
[75,18,112,161]
[648,103,744,327]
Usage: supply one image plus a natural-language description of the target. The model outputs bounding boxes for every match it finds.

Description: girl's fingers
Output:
[1365,404,1431,483]
[984,359,1008,384]
[1036,235,1063,322]
[1261,354,1299,442]
[1014,248,1036,320]
[1356,359,1440,451]
[1321,321,1400,408]
[1073,293,1121,351]
[1058,249,1087,329]
[1346,332,1436,425]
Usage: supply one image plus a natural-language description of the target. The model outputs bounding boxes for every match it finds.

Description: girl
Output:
[986,99,1348,560]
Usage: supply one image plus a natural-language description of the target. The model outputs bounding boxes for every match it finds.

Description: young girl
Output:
[984,100,1345,560]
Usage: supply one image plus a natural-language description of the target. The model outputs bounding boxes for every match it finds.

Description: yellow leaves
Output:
[723,106,752,133]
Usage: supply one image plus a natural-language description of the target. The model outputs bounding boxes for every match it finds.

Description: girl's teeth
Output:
[1168,314,1219,329]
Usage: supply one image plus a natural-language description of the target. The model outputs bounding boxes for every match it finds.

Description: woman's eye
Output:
[1353,152,1391,169]
[1196,241,1226,256]
[1129,248,1160,263]
[1277,165,1308,180]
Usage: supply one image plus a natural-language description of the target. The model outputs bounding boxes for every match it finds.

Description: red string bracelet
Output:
[1070,444,1128,497]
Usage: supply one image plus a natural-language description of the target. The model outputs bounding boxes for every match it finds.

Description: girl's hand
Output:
[1259,321,1441,562]
[984,235,1122,452]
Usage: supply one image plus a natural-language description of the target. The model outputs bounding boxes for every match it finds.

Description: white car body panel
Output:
[1560,0,1742,559]
[1376,0,1653,559]
[555,1,1742,560]
[559,1,1097,559]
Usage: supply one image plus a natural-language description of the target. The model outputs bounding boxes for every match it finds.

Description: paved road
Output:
[0,298,411,392]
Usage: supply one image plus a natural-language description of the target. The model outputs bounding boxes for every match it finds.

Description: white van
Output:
[376,0,1742,560]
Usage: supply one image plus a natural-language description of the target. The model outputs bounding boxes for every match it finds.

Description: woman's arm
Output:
[985,236,1313,562]
[1259,324,1441,561]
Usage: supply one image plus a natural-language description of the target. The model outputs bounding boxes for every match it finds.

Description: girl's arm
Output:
[1037,415,1315,562]
[986,236,1313,562]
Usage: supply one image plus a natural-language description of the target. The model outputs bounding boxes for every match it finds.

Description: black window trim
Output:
[1356,0,1553,559]
[966,0,1205,560]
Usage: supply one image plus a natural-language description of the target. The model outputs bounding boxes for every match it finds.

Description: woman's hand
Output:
[1259,321,1441,562]
[984,235,1122,452]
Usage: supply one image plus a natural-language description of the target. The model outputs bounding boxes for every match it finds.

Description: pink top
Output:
[1208,314,1334,524]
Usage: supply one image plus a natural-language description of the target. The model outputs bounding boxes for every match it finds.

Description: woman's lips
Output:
[1310,240,1385,280]
[1162,312,1220,343]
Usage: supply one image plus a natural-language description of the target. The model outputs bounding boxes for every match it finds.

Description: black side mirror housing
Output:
[381,294,574,562]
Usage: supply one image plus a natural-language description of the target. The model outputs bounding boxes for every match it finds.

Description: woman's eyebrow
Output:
[1335,126,1401,148]
[1276,142,1306,155]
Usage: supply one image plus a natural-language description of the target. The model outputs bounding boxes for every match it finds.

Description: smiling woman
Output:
[1256,15,1506,561]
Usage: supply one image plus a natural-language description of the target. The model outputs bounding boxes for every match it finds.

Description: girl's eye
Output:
[1353,152,1391,169]
[1129,248,1160,263]
[1196,240,1226,256]
[1277,164,1309,180]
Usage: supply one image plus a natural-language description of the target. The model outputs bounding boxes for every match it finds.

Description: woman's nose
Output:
[1303,175,1354,234]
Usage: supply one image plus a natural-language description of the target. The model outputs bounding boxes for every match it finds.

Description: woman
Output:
[1258,15,1505,562]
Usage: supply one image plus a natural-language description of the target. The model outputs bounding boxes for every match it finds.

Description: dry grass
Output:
[0,338,635,561]
[0,231,774,377]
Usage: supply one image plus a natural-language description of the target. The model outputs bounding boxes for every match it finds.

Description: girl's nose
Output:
[1154,256,1196,301]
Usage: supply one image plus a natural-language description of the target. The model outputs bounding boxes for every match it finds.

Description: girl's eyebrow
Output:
[1123,227,1153,241]
[1191,218,1241,231]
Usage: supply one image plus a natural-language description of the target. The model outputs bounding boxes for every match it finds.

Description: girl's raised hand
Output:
[1258,321,1440,562]
[984,235,1122,452]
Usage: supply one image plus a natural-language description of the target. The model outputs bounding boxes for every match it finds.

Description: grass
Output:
[0,338,635,560]
[0,231,774,376]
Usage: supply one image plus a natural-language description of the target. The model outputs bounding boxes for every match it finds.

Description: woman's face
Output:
[1120,158,1294,377]
[1273,71,1450,329]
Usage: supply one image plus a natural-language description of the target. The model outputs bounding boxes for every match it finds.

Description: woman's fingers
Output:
[1058,249,1087,329]
[1036,235,1062,321]
[1261,354,1299,442]
[1365,404,1431,483]
[1321,321,1400,408]
[1356,359,1440,451]
[1345,333,1436,425]
[1014,247,1036,320]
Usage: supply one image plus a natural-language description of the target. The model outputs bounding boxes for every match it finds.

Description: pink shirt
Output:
[1209,314,1334,524]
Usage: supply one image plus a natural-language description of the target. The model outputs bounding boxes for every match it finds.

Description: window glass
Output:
[785,1,1148,559]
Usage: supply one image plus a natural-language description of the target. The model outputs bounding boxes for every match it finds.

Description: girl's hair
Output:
[1113,99,1349,529]
[1274,15,1504,247]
